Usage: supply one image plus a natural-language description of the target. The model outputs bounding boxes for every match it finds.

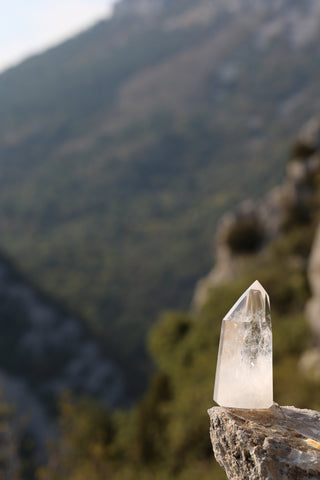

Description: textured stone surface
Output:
[208,404,320,480]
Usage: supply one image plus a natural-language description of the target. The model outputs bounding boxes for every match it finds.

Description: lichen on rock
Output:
[208,403,320,480]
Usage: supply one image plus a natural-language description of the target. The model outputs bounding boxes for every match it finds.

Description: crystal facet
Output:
[214,280,273,409]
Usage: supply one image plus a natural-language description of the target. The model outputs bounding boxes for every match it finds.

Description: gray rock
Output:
[305,221,320,345]
[300,349,320,382]
[208,404,320,479]
[192,116,320,313]
[298,117,320,149]
[308,223,320,298]
[191,193,284,311]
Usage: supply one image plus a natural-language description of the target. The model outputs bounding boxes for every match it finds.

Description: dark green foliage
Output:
[225,216,265,254]
[41,233,320,478]
[290,141,317,160]
[136,373,172,463]
[272,226,315,258]
[0,394,21,479]
[18,432,38,480]
[282,201,312,230]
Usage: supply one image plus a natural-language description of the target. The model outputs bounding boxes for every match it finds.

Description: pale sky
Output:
[0,0,117,73]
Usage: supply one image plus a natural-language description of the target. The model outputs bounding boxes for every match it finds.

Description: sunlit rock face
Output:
[214,281,273,409]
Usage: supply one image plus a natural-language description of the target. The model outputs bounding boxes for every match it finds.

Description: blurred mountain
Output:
[0,253,125,414]
[0,0,320,395]
[40,118,320,480]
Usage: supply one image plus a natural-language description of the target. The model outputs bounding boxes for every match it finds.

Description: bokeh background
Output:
[0,0,320,478]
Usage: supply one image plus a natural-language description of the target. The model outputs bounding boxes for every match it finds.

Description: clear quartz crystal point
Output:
[214,280,273,409]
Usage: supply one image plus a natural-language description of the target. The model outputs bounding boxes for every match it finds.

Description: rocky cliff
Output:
[0,255,126,452]
[193,116,320,312]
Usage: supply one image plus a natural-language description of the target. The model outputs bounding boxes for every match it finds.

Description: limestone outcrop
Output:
[192,116,320,312]
[306,224,320,341]
[208,404,320,480]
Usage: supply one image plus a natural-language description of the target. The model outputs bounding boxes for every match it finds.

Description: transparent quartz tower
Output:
[214,280,273,408]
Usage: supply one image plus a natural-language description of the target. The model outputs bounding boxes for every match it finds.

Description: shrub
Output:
[290,141,316,160]
[225,216,265,254]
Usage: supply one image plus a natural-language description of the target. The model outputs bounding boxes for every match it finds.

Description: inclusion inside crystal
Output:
[214,280,273,409]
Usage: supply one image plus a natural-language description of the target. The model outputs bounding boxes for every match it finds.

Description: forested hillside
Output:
[1,0,320,393]
[38,122,320,480]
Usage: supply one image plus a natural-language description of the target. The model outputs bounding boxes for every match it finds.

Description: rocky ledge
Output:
[208,404,320,479]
